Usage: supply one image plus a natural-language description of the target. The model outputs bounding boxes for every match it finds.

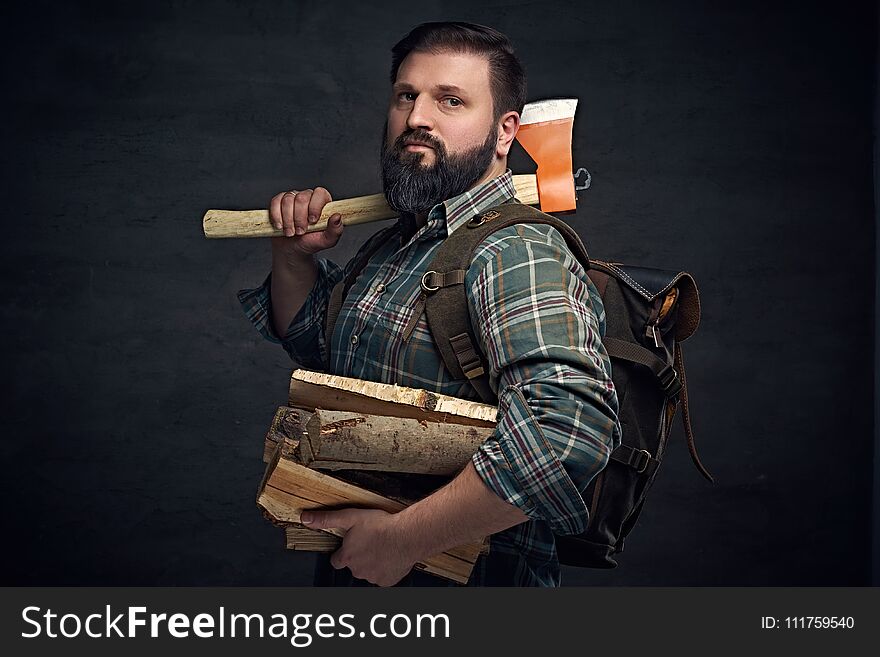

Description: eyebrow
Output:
[393,82,468,95]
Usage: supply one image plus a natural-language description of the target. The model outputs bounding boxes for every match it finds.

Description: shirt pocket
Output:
[351,279,422,370]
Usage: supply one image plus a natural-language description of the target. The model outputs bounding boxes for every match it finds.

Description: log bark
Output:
[257,448,484,584]
[265,406,492,475]
[305,409,491,474]
[288,369,497,427]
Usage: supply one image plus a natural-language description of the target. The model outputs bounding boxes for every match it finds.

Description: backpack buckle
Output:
[659,365,682,397]
[630,449,652,474]
[467,209,501,228]
[449,333,486,379]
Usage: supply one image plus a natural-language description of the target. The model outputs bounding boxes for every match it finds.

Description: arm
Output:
[269,248,318,338]
[237,255,343,370]
[237,187,346,369]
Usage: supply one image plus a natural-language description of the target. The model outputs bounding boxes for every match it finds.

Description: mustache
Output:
[391,129,444,153]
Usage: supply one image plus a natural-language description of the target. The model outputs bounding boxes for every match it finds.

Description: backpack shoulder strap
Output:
[422,200,591,404]
[323,222,401,369]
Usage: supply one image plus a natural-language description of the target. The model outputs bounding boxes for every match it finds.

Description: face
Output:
[380,50,515,214]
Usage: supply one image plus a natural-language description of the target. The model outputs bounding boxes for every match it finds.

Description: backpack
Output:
[324,200,714,569]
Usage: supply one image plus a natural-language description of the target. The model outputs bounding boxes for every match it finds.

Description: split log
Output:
[289,369,497,427]
[258,448,484,584]
[285,523,340,552]
[283,524,490,556]
[266,406,492,475]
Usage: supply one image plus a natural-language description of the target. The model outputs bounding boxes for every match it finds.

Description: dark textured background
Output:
[0,0,875,586]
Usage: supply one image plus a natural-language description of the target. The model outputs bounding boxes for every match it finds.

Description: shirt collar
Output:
[440,168,517,236]
[398,169,516,242]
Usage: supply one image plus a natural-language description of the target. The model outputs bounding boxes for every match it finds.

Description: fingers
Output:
[308,187,332,228]
[279,191,299,237]
[330,548,349,570]
[269,190,295,233]
[269,187,334,238]
[293,191,312,236]
[302,508,353,571]
[300,508,354,531]
[313,213,344,249]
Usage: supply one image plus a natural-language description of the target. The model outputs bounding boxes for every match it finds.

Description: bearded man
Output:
[238,21,621,587]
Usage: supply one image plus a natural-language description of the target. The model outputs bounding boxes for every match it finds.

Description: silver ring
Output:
[421,271,440,292]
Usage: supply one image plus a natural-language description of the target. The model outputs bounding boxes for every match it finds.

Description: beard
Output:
[380,122,498,215]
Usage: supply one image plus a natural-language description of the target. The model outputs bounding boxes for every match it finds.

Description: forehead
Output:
[393,50,491,97]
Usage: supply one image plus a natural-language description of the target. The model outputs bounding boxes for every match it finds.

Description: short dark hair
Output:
[389,22,527,124]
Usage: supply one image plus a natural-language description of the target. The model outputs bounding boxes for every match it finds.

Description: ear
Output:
[495,110,520,158]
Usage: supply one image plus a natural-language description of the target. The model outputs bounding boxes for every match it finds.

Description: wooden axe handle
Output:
[202,174,539,239]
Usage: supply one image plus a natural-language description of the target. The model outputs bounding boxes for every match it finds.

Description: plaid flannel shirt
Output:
[238,169,621,586]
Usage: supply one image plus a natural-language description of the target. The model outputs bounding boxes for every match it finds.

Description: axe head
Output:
[516,98,578,213]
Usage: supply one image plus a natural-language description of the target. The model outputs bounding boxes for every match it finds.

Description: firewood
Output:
[257,448,484,584]
[289,369,496,427]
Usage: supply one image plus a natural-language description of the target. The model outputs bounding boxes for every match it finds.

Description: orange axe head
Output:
[516,98,578,213]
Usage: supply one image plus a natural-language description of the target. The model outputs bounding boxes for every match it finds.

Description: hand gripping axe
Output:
[202,98,579,239]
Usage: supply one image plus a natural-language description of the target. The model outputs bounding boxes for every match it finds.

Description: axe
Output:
[202,98,578,239]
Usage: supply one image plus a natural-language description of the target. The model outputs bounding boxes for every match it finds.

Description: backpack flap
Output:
[590,261,701,344]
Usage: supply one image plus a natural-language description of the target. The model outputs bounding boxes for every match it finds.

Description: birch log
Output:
[305,409,491,474]
[266,406,492,475]
[262,414,452,505]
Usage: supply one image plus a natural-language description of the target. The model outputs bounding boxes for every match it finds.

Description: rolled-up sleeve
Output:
[467,226,621,535]
[237,256,344,369]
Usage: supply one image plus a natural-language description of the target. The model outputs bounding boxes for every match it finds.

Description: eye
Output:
[443,97,463,107]
[398,92,416,102]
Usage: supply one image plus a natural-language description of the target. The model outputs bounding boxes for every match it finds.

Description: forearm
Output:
[393,461,529,562]
[270,246,318,337]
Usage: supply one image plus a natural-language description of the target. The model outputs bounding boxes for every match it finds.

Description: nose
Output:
[406,94,435,132]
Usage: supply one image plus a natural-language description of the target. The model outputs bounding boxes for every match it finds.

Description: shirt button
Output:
[375,283,386,294]
[350,334,359,346]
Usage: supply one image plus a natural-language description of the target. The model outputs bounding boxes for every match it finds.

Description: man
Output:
[239,22,621,586]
